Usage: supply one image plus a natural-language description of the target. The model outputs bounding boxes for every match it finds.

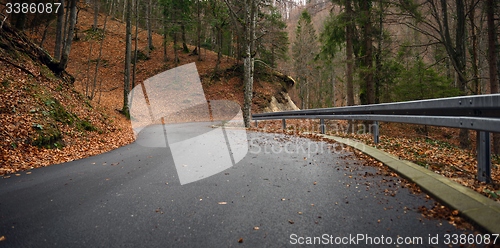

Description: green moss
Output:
[76,119,97,132]
[1,79,10,88]
[44,98,77,125]
[41,65,58,81]
[31,122,64,149]
[83,28,105,41]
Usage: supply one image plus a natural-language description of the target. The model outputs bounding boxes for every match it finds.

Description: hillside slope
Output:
[62,8,297,114]
[0,21,134,176]
[1,8,297,175]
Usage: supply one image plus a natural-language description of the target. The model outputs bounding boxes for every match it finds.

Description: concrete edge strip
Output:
[318,134,500,234]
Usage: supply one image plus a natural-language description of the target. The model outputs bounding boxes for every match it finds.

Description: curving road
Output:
[0,122,474,247]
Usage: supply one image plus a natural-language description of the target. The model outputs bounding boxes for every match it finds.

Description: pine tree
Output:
[292,10,318,109]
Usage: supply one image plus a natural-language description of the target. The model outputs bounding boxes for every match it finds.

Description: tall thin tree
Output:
[54,0,65,61]
[487,0,499,154]
[57,0,78,73]
[122,0,132,118]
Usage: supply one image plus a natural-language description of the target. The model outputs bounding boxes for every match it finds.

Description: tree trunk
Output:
[197,0,202,61]
[173,31,179,65]
[487,0,500,154]
[242,0,257,128]
[163,31,168,61]
[58,0,78,73]
[54,0,65,61]
[146,0,153,54]
[40,19,53,48]
[455,0,470,149]
[181,23,189,53]
[469,2,479,95]
[93,0,100,30]
[345,0,354,107]
[122,0,126,22]
[360,0,374,105]
[62,0,70,53]
[122,0,132,117]
[132,0,139,90]
[375,0,383,103]
[438,0,469,148]
[14,13,26,31]
[216,27,222,72]
[163,4,168,62]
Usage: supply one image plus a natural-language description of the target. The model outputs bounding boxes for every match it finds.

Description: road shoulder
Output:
[319,134,500,234]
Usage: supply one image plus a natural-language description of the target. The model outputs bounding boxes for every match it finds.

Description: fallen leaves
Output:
[252,121,499,202]
[418,203,473,229]
[2,6,250,177]
[251,120,490,230]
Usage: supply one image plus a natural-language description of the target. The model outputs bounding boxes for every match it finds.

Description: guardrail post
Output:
[255,120,258,127]
[282,119,286,130]
[476,131,491,183]
[373,121,379,144]
[320,119,325,134]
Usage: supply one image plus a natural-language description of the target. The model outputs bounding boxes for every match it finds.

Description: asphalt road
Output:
[0,122,474,247]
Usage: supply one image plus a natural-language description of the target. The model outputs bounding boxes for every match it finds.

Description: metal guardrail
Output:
[252,94,500,183]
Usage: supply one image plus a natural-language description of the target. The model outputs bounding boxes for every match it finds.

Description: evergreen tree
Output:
[257,6,289,68]
[292,10,318,109]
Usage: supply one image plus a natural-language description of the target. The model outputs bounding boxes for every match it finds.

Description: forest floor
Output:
[0,7,290,176]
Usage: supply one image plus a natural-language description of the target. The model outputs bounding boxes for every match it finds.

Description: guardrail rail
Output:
[252,94,500,183]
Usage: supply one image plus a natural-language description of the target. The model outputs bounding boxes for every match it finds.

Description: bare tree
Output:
[57,0,78,73]
[146,0,153,55]
[196,0,202,61]
[243,0,258,127]
[399,0,470,148]
[122,0,132,118]
[93,0,100,30]
[224,0,259,127]
[345,0,354,107]
[132,0,139,89]
[54,0,65,61]
[90,0,114,100]
[359,0,374,105]
[487,0,499,154]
